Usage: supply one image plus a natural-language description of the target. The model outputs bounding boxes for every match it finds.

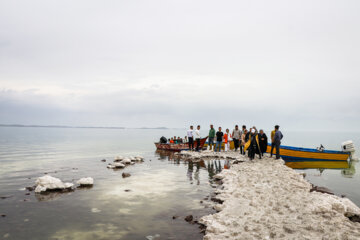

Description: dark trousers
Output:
[188,137,194,150]
[196,138,201,151]
[239,140,244,154]
[233,138,239,151]
[248,145,256,159]
[248,144,261,160]
[275,140,281,159]
[270,142,275,156]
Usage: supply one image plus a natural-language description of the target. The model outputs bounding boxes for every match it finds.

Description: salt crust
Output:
[179,151,360,240]
[34,175,74,193]
[77,177,94,186]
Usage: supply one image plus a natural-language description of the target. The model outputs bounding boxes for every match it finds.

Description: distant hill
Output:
[0,124,174,130]
[0,124,125,129]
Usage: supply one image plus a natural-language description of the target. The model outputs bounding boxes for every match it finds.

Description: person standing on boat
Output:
[187,126,194,150]
[274,125,283,159]
[258,129,268,156]
[194,125,201,151]
[208,124,215,151]
[232,125,241,152]
[215,127,223,152]
[270,126,276,157]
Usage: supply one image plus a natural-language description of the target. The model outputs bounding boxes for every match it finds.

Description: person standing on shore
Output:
[208,124,215,151]
[194,125,201,151]
[274,125,283,159]
[187,126,194,150]
[240,125,247,154]
[215,127,223,152]
[232,125,241,152]
[270,126,276,157]
[240,129,247,155]
[224,129,231,152]
[245,128,261,160]
[258,129,268,156]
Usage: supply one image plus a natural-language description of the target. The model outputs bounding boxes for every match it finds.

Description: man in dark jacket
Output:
[274,125,283,159]
[258,129,268,156]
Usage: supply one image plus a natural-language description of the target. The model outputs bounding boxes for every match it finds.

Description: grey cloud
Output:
[0,0,360,130]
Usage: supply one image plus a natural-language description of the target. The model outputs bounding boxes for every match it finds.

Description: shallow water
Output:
[0,127,359,239]
[0,127,227,240]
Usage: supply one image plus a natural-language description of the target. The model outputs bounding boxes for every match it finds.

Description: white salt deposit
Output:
[114,156,124,162]
[114,162,126,168]
[77,177,94,186]
[91,208,101,213]
[135,156,144,161]
[177,150,244,162]
[121,158,131,164]
[34,175,74,193]
[107,164,115,169]
[180,152,360,239]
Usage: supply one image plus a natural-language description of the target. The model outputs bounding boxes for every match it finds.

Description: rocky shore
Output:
[178,151,360,240]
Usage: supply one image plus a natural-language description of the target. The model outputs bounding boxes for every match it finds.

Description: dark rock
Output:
[101,159,106,162]
[1,214,6,217]
[341,194,346,198]
[172,215,178,219]
[211,197,224,204]
[200,200,203,204]
[26,187,35,192]
[0,195,13,199]
[184,215,193,222]
[25,193,30,196]
[348,215,360,223]
[44,172,48,174]
[122,173,131,178]
[124,189,131,192]
[310,186,334,195]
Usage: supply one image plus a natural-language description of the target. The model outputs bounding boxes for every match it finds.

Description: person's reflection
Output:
[215,160,222,173]
[317,168,325,176]
[224,159,230,169]
[194,162,200,185]
[207,160,215,179]
[187,161,194,182]
[342,160,356,178]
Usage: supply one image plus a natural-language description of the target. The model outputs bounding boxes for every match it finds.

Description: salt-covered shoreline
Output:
[178,151,360,240]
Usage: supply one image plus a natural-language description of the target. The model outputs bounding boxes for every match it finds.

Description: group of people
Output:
[168,136,186,144]
[185,124,283,160]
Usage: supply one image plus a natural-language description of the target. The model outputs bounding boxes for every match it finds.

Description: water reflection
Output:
[286,160,356,177]
[342,160,356,178]
[155,150,227,183]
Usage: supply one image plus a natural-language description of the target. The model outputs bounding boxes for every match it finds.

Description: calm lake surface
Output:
[0,127,359,240]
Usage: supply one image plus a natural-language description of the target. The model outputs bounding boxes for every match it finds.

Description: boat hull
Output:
[266,144,349,161]
[155,137,208,152]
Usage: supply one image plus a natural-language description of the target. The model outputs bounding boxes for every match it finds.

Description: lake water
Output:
[0,127,359,240]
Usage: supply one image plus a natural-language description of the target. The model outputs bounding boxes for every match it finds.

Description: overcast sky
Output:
[0,0,359,130]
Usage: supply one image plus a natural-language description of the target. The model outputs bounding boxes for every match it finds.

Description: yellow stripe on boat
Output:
[285,161,349,169]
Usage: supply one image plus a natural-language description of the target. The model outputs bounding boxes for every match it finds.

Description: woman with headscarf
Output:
[244,128,262,160]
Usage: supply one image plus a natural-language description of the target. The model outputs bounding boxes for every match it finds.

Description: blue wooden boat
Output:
[266,145,349,162]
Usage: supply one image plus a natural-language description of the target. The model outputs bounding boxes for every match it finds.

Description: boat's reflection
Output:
[155,150,227,184]
[285,160,356,178]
